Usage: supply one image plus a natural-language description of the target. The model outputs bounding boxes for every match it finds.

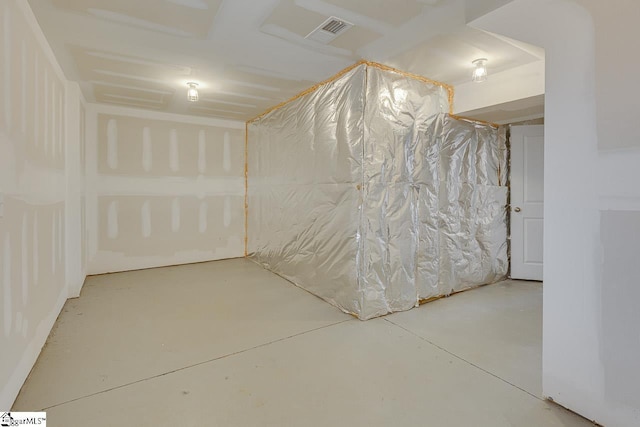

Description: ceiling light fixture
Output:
[472,58,488,83]
[187,82,199,102]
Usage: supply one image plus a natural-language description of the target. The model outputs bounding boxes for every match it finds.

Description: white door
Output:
[510,125,544,281]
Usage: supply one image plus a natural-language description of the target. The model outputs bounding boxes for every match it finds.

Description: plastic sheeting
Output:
[247,63,508,320]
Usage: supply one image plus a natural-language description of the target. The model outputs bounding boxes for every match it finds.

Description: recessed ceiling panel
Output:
[329,25,382,52]
[221,66,317,98]
[263,0,327,38]
[93,82,173,108]
[96,94,166,110]
[70,46,187,92]
[323,0,423,26]
[387,27,541,85]
[263,1,382,53]
[70,46,180,111]
[51,0,222,37]
[94,90,172,110]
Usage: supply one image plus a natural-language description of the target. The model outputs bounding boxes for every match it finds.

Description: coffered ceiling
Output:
[27,0,543,121]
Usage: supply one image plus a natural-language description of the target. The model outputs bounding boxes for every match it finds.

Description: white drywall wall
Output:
[0,0,85,408]
[471,1,640,425]
[85,104,246,274]
[453,60,544,115]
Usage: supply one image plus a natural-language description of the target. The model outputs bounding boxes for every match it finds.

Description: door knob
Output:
[514,207,522,213]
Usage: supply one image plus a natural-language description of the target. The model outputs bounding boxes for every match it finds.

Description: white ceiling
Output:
[27,0,543,121]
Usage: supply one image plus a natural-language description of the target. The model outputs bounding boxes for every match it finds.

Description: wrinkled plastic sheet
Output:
[248,63,507,320]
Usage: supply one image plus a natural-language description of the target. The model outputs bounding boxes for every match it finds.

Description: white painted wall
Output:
[454,60,544,115]
[85,104,246,274]
[472,1,640,425]
[0,0,85,408]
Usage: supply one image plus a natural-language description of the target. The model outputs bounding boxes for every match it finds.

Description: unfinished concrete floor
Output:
[13,258,593,426]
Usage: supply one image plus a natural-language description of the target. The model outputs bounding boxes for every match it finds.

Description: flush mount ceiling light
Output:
[187,82,199,102]
[472,58,488,83]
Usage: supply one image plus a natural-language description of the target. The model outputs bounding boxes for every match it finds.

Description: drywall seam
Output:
[197,130,205,173]
[142,127,152,171]
[94,174,244,197]
[169,128,179,172]
[85,104,99,266]
[223,132,231,172]
[244,121,248,256]
[64,81,85,298]
[87,108,245,275]
[90,103,244,129]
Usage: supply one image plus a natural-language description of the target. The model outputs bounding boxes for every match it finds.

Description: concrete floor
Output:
[13,258,594,426]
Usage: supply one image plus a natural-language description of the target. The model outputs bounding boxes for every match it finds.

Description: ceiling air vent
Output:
[305,16,354,44]
[322,19,348,34]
